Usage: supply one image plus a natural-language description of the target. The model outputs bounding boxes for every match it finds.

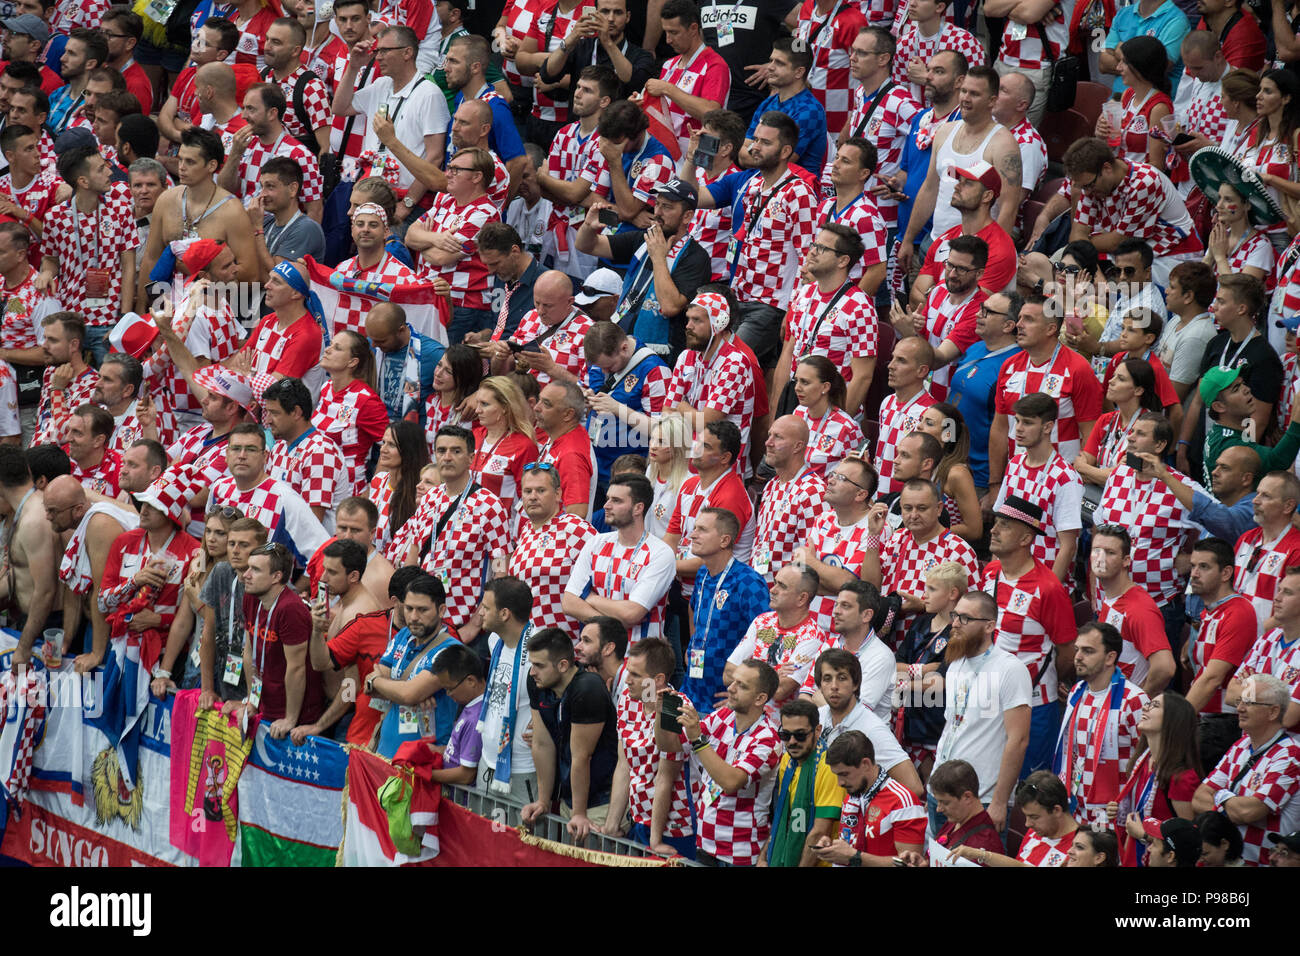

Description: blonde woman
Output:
[646,412,692,539]
[470,375,538,515]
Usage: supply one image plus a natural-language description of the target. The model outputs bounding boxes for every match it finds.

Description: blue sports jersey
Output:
[680,560,771,713]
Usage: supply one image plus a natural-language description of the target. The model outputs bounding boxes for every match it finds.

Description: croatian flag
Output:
[301,256,451,346]
[642,97,682,162]
[82,636,151,792]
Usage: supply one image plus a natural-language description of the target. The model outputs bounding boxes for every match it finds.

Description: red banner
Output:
[2,801,176,867]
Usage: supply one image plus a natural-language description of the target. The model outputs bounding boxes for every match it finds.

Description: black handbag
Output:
[1035,23,1080,115]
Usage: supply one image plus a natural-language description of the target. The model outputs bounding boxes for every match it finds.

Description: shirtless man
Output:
[0,445,57,670]
[136,127,259,309]
[44,474,139,670]
[332,495,396,605]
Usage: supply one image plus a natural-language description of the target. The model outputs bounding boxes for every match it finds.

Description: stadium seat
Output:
[1041,109,1093,167]
[1072,81,1113,128]
[1033,176,1065,205]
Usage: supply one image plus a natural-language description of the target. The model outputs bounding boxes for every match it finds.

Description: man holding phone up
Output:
[655,658,782,866]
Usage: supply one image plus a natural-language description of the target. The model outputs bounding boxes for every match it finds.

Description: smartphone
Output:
[597,207,620,229]
[316,582,329,606]
[894,290,909,310]
[659,692,683,734]
[1172,132,1195,145]
[693,132,720,169]
[1066,312,1084,335]
[1125,451,1144,471]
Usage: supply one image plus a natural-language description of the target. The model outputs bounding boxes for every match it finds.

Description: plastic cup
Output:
[1160,115,1177,136]
[43,628,63,667]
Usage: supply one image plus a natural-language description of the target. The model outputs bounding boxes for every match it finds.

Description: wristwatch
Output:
[848,851,863,867]
[402,196,416,209]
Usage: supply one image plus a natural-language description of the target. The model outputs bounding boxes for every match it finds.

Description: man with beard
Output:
[1052,621,1148,828]
[813,729,926,866]
[762,698,843,867]
[259,18,331,155]
[576,178,709,360]
[538,0,653,103]
[220,83,323,222]
[911,163,1016,308]
[363,572,462,755]
[932,589,1031,833]
[33,312,96,448]
[893,233,986,402]
[46,472,137,666]
[575,616,627,703]
[118,439,167,497]
[801,581,895,723]
[92,353,149,455]
[441,35,526,190]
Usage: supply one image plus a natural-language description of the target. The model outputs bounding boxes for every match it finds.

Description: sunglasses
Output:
[777,728,812,742]
[523,462,557,473]
[250,542,289,557]
[207,505,244,521]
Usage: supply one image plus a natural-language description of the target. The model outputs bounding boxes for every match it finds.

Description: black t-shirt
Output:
[895,614,951,748]
[540,36,657,101]
[606,230,710,361]
[1190,328,1283,474]
[700,0,800,120]
[527,669,618,808]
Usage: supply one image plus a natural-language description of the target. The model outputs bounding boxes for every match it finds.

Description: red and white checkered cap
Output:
[135,474,189,525]
[193,364,257,415]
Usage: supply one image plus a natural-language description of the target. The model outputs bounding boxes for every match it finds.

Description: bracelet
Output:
[691,736,710,753]
[152,666,170,680]
[1214,787,1234,809]
[253,230,264,236]
[864,533,881,552]
[1177,440,1190,447]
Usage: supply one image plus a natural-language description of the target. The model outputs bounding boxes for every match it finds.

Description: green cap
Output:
[1199,364,1243,407]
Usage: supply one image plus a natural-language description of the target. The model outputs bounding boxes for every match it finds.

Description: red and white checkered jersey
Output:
[796,405,865,478]
[1074,161,1201,259]
[311,379,389,497]
[108,409,145,457]
[142,293,245,421]
[166,425,231,535]
[657,44,732,156]
[1010,118,1048,193]
[579,148,675,208]
[691,163,742,280]
[0,174,60,261]
[921,285,984,399]
[500,0,542,85]
[1094,465,1204,605]
[807,510,873,631]
[203,114,250,160]
[407,484,510,628]
[329,54,382,158]
[674,703,780,866]
[664,339,758,452]
[785,279,879,386]
[209,474,310,537]
[875,388,936,494]
[1016,828,1072,866]
[1239,628,1300,707]
[70,448,121,497]
[546,119,601,233]
[266,427,348,515]
[617,690,691,835]
[812,193,888,279]
[417,192,499,311]
[367,473,397,555]
[754,469,831,583]
[510,511,597,634]
[981,558,1078,707]
[567,530,676,641]
[1234,526,1300,631]
[233,132,323,203]
[995,345,1104,463]
[1276,234,1300,343]
[422,398,474,455]
[1098,584,1170,688]
[666,469,756,596]
[732,171,819,310]
[1061,678,1148,818]
[0,267,58,350]
[1205,732,1300,865]
[303,33,349,93]
[51,0,110,33]
[995,452,1083,577]
[470,429,538,517]
[1189,594,1258,715]
[331,252,418,336]
[262,65,331,146]
[839,81,921,223]
[504,308,593,386]
[839,777,927,859]
[37,131,58,184]
[996,13,1066,70]
[1228,229,1277,293]
[35,365,97,446]
[41,183,137,327]
[796,0,869,138]
[730,610,830,720]
[893,21,985,105]
[883,526,979,604]
[230,5,278,71]
[1181,73,1229,143]
[526,0,595,123]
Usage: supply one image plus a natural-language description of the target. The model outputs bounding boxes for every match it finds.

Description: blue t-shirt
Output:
[451,89,525,163]
[1104,0,1191,96]
[681,561,771,713]
[747,88,828,176]
[375,627,460,757]
[706,168,761,278]
[377,329,443,423]
[947,342,1022,489]
[897,106,960,246]
[586,339,669,481]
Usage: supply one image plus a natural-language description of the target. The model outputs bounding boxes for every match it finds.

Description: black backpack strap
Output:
[292,68,321,153]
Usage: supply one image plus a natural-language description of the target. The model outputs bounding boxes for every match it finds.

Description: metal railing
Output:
[442,783,702,865]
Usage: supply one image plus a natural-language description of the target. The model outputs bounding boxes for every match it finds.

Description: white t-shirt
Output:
[1156,312,1217,387]
[351,74,450,189]
[478,631,535,774]
[818,699,908,774]
[857,633,897,723]
[934,646,1032,802]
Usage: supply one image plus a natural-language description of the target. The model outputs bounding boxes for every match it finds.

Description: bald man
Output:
[486,270,594,385]
[365,302,445,423]
[753,415,833,585]
[992,70,1048,207]
[1147,442,1261,544]
[44,474,139,670]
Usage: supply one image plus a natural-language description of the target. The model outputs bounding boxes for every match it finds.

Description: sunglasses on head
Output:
[523,462,557,473]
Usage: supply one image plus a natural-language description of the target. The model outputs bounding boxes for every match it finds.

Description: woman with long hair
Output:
[646,412,692,539]
[368,420,430,554]
[1112,691,1203,865]
[1065,827,1119,867]
[424,343,484,448]
[1221,68,1262,157]
[1098,37,1173,172]
[313,329,389,496]
[1054,241,1110,362]
[791,355,864,479]
[1075,357,1164,489]
[1205,182,1277,289]
[151,507,235,697]
[1237,69,1300,243]
[470,375,538,514]
[916,402,982,541]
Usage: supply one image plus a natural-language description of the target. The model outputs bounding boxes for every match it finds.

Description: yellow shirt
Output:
[772,751,845,867]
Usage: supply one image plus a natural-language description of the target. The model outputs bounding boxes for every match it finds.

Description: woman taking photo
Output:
[1097,37,1173,172]
[368,420,430,554]
[791,356,864,479]
[1075,358,1164,490]
[424,343,484,449]
[470,375,538,515]
[314,329,389,497]
[916,402,982,542]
